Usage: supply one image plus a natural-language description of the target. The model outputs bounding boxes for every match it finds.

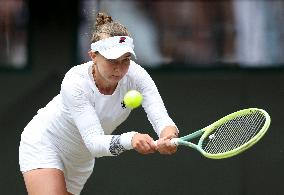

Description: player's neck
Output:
[97,84,116,95]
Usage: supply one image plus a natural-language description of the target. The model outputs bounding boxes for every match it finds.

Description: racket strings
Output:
[202,111,266,154]
[209,113,264,153]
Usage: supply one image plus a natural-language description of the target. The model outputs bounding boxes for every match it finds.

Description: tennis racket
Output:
[159,108,271,159]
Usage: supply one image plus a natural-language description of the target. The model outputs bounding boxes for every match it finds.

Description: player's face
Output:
[92,52,131,85]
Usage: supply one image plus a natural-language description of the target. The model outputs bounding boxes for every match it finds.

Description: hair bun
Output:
[96,12,113,27]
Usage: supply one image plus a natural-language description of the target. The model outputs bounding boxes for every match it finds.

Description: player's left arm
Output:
[130,62,179,154]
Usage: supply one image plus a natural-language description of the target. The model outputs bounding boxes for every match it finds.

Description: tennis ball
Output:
[123,90,143,109]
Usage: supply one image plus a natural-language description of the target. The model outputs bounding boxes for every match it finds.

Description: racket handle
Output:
[153,138,179,146]
[170,138,179,146]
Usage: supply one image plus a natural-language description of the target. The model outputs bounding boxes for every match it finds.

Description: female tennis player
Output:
[19,12,178,195]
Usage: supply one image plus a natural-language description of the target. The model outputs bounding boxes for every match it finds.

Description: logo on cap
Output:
[119,37,126,43]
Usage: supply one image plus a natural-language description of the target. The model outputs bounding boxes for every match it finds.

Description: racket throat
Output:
[179,140,200,151]
[181,129,204,140]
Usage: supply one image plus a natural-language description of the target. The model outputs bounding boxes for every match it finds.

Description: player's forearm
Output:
[82,131,137,158]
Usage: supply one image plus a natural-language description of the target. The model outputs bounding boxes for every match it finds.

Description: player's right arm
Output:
[61,72,137,157]
[61,71,156,157]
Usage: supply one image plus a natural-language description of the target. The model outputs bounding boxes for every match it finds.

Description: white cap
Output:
[91,36,136,59]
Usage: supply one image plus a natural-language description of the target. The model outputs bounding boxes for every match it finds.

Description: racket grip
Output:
[170,138,179,146]
[153,138,179,146]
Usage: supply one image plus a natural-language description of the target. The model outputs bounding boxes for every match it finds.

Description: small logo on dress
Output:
[121,101,126,109]
[119,37,126,43]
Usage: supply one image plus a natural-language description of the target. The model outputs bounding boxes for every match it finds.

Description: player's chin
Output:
[110,75,122,82]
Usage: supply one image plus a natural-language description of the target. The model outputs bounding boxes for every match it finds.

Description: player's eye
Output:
[107,59,117,64]
[106,56,131,65]
[122,57,131,63]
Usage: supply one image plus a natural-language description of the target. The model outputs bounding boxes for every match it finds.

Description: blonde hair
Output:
[91,12,131,43]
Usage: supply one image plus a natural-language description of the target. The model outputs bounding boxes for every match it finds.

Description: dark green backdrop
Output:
[1,70,283,195]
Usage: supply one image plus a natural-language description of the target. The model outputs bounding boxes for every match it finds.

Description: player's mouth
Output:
[111,75,122,80]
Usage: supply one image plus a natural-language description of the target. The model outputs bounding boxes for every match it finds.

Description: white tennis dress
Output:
[19,61,176,195]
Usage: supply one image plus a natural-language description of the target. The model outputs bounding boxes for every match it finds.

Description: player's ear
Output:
[88,50,97,60]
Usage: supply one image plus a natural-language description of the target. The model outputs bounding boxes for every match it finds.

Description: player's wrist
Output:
[160,126,179,139]
[120,131,138,150]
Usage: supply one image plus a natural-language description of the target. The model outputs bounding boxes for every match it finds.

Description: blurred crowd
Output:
[1,0,284,68]
[146,1,284,67]
[0,0,28,68]
[79,0,284,67]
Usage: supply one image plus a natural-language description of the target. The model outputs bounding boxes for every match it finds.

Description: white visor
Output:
[91,36,136,59]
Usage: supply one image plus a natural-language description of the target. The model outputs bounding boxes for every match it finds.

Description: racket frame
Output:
[175,108,271,159]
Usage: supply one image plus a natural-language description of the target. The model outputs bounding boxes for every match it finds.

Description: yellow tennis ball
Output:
[123,90,143,109]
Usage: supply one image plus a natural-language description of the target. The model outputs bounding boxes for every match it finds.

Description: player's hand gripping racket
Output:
[159,108,271,159]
